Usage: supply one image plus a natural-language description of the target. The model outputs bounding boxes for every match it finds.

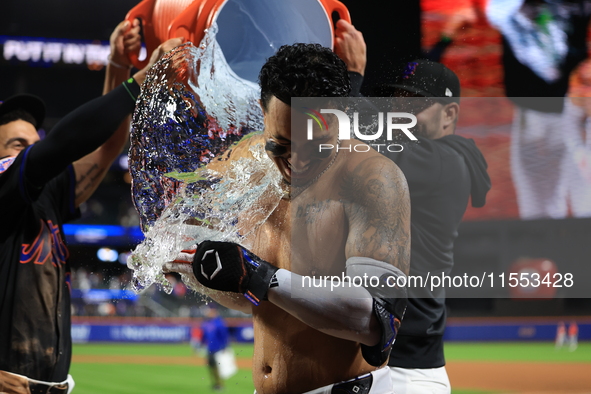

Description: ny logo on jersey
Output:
[20,219,69,266]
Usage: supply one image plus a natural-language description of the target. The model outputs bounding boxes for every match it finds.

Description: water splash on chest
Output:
[127,26,283,293]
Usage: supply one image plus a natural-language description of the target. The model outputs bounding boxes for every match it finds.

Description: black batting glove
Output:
[192,241,279,305]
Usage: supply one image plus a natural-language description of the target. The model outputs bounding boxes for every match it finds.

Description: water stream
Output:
[127,25,281,294]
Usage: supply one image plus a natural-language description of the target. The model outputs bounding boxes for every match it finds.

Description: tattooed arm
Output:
[164,149,411,346]
[342,155,410,275]
[267,153,410,347]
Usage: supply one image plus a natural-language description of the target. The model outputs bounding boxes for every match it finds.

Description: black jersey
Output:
[383,135,490,368]
[0,81,139,382]
[0,147,78,381]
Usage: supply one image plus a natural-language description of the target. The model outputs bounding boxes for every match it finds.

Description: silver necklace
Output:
[285,139,341,200]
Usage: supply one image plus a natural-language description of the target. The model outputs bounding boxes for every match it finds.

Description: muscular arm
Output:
[268,269,379,345]
[268,155,410,346]
[342,156,410,274]
[166,149,411,347]
[25,83,138,192]
[25,20,141,205]
[72,19,141,207]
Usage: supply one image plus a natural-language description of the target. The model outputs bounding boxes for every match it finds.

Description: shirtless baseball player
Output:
[164,43,410,394]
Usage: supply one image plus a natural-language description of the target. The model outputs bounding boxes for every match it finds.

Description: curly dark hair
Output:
[258,43,351,111]
[0,109,37,128]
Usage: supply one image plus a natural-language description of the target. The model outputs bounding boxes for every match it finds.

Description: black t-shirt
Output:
[383,136,490,368]
[0,147,78,381]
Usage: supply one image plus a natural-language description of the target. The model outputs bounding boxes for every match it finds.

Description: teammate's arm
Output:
[71,19,140,207]
[334,19,366,97]
[72,29,183,207]
[23,24,182,204]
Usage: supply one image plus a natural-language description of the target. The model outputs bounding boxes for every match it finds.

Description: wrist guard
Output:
[192,241,279,305]
[346,257,407,366]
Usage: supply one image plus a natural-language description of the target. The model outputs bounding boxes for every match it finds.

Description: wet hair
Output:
[0,109,37,128]
[258,43,351,111]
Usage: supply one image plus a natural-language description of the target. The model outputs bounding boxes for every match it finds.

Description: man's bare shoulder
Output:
[341,141,405,184]
[340,143,410,273]
[205,132,265,173]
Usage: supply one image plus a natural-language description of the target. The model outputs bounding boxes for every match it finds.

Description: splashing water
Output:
[128,141,284,293]
[129,24,264,233]
[127,25,283,294]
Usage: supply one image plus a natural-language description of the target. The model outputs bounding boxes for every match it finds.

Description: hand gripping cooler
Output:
[125,0,351,82]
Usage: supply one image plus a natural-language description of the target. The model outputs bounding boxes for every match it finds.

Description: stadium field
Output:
[70,342,591,393]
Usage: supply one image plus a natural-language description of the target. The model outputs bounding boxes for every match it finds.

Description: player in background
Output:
[0,19,183,393]
[335,23,491,393]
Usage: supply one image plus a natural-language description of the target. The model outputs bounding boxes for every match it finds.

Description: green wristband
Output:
[122,78,137,102]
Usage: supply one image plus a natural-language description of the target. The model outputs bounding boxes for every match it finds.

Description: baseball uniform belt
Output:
[0,370,69,394]
[331,373,372,394]
[28,381,68,394]
[255,369,384,394]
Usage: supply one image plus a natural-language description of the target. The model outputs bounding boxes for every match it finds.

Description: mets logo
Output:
[20,219,69,267]
[65,271,71,292]
[0,156,16,174]
[402,61,419,79]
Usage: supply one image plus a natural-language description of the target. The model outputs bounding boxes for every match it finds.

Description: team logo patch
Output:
[402,61,419,79]
[21,219,69,266]
[0,156,16,173]
[201,249,222,280]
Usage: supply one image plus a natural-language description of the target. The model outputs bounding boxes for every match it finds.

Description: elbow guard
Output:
[346,257,407,367]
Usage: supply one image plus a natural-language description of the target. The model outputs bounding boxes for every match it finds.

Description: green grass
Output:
[445,342,591,394]
[70,341,591,393]
[69,363,254,394]
[444,341,591,363]
[71,343,255,394]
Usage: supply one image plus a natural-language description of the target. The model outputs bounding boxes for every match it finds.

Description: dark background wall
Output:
[0,0,141,125]
[450,219,591,317]
[340,0,422,95]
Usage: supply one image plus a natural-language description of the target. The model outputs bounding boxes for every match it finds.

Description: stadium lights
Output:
[1,35,146,69]
[97,247,118,262]
[63,224,144,246]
